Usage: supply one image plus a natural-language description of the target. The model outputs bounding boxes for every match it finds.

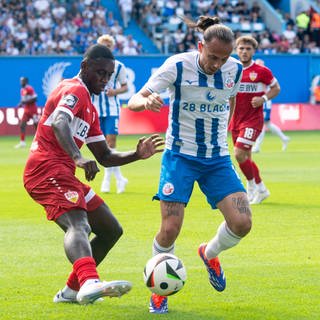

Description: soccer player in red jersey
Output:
[23,44,164,304]
[229,36,281,204]
[15,77,39,149]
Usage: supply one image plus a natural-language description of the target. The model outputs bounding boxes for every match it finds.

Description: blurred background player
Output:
[252,59,290,153]
[15,77,39,149]
[229,36,281,205]
[92,34,129,194]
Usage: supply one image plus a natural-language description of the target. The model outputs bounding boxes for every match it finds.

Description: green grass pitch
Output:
[0,131,319,319]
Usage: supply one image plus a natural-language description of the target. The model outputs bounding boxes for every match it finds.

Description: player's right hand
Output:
[74,157,100,181]
[144,92,163,112]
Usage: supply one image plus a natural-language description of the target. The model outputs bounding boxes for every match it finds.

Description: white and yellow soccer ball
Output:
[143,253,187,296]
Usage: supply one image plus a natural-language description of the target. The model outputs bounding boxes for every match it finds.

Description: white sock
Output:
[113,166,124,181]
[266,122,287,141]
[152,238,175,256]
[205,221,241,259]
[247,179,256,189]
[61,285,78,298]
[254,128,265,149]
[256,181,267,192]
[103,167,112,182]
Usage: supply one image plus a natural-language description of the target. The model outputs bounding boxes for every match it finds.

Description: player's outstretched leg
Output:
[149,293,168,314]
[76,279,132,305]
[198,243,226,292]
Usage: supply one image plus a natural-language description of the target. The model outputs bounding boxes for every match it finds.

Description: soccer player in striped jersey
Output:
[229,36,281,205]
[128,16,252,314]
[92,34,129,194]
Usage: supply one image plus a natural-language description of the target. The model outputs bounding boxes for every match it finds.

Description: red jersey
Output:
[24,77,105,185]
[229,61,276,131]
[21,84,37,109]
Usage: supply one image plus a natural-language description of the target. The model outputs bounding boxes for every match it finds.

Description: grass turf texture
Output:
[0,132,319,320]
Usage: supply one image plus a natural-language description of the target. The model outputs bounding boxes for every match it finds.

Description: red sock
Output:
[66,271,80,291]
[251,161,262,184]
[20,133,25,141]
[73,256,99,287]
[239,159,254,180]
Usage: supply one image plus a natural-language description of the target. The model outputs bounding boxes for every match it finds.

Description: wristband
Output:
[262,94,268,102]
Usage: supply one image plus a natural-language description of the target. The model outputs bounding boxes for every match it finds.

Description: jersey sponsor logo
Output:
[64,190,79,203]
[206,91,215,101]
[71,117,90,142]
[225,77,235,88]
[162,182,174,196]
[239,83,258,92]
[59,94,79,109]
[249,72,258,81]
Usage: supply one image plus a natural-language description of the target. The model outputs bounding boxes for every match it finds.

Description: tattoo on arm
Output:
[232,196,251,215]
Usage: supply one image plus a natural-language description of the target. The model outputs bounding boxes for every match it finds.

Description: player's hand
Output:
[144,93,163,112]
[106,88,116,97]
[251,96,264,108]
[74,157,100,181]
[135,134,165,159]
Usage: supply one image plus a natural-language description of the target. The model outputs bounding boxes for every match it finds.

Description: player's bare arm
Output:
[251,81,281,108]
[128,88,163,112]
[52,110,100,181]
[87,134,165,167]
[106,83,128,97]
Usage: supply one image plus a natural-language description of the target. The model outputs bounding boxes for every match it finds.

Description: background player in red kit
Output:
[23,44,164,305]
[15,77,39,149]
[229,36,280,204]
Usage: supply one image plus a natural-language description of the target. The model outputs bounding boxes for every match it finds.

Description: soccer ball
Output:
[143,253,187,296]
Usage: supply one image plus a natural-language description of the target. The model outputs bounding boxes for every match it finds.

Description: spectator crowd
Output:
[0,0,320,55]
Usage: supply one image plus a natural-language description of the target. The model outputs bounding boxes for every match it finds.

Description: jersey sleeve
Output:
[55,85,85,120]
[85,108,105,144]
[262,66,277,87]
[145,56,177,94]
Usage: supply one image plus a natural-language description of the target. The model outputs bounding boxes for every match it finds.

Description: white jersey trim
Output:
[85,188,95,203]
[85,135,105,144]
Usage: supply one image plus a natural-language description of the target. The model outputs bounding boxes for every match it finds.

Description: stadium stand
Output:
[0,0,319,55]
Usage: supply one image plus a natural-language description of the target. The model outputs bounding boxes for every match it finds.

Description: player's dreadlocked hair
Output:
[182,15,234,44]
[83,44,114,61]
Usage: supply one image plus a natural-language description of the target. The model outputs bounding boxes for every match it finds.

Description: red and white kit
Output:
[21,84,38,122]
[229,61,277,149]
[23,77,105,220]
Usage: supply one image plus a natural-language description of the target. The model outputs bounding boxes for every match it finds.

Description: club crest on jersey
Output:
[225,77,235,88]
[64,190,79,203]
[206,91,215,101]
[59,94,78,109]
[249,72,257,81]
[162,183,174,196]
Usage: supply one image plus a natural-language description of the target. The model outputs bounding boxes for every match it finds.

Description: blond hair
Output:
[97,34,115,50]
[235,36,258,49]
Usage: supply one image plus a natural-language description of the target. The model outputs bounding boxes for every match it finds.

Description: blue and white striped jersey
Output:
[145,51,243,158]
[92,60,127,117]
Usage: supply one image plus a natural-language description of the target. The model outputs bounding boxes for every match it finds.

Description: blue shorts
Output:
[154,150,246,209]
[99,116,119,135]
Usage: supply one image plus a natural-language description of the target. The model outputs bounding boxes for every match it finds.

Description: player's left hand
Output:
[136,134,165,159]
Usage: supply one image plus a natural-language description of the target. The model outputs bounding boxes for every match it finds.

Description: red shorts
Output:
[22,106,39,123]
[24,164,104,221]
[231,127,261,151]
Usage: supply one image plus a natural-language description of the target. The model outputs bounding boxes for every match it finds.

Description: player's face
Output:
[198,39,233,75]
[236,42,255,65]
[82,58,115,94]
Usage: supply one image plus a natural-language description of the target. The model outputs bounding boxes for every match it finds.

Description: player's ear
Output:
[198,41,203,52]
